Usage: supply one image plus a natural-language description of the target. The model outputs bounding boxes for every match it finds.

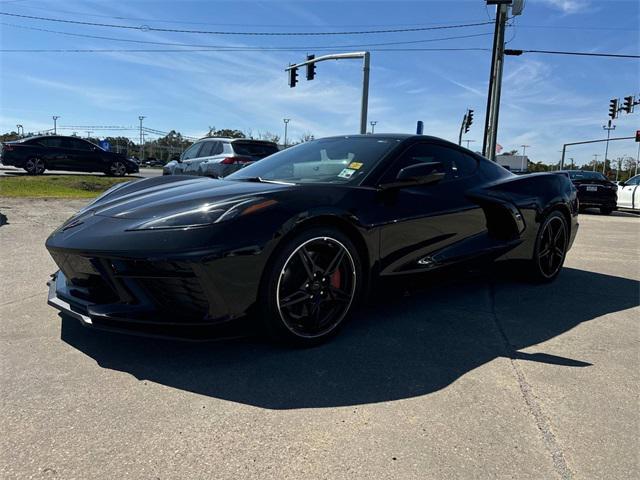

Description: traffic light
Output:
[288,66,298,88]
[622,96,635,114]
[464,109,474,133]
[636,129,640,143]
[608,98,619,119]
[306,55,316,81]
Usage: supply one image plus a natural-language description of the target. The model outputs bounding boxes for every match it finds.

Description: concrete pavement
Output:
[0,199,638,479]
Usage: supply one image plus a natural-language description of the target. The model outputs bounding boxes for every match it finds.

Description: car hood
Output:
[88,175,292,220]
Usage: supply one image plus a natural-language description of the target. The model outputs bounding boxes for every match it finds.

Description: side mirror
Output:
[379,162,445,190]
[618,182,625,187]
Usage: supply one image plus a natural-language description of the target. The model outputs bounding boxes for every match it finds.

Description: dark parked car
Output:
[0,135,139,176]
[46,134,578,345]
[163,138,279,177]
[557,170,617,214]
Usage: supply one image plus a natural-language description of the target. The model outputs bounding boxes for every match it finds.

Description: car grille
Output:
[50,253,212,321]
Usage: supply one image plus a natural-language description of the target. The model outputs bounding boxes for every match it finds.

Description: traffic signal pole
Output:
[286,51,370,135]
[482,3,509,161]
[560,135,635,170]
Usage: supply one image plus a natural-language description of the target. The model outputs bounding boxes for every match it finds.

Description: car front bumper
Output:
[47,270,252,341]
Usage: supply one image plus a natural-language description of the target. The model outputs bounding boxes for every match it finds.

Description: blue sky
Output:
[0,0,638,166]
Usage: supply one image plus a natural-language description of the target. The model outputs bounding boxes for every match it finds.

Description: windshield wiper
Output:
[236,177,295,185]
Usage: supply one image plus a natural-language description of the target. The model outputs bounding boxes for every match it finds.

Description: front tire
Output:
[106,161,127,177]
[527,211,568,283]
[259,227,362,346]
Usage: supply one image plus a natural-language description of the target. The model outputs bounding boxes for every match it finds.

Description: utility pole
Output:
[602,119,616,174]
[482,2,510,160]
[286,51,370,134]
[283,118,290,147]
[370,121,377,134]
[464,139,476,149]
[52,115,60,134]
[138,116,145,161]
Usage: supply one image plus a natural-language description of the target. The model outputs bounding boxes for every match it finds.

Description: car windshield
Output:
[568,171,606,181]
[227,136,401,184]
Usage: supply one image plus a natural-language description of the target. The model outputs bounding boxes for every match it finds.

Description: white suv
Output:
[163,138,278,177]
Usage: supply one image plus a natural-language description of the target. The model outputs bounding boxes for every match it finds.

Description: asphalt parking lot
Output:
[0,199,638,479]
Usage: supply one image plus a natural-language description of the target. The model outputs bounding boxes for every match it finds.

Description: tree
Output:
[206,126,245,138]
[256,131,280,143]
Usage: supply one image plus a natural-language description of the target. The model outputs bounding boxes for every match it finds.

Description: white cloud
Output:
[539,0,591,14]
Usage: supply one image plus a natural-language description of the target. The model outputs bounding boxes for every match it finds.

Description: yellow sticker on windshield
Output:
[348,162,363,170]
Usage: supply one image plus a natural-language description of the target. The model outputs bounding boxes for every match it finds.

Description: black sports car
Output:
[556,170,617,215]
[46,134,579,345]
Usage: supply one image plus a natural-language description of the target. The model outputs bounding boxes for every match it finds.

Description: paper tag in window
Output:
[348,162,363,170]
[338,168,356,179]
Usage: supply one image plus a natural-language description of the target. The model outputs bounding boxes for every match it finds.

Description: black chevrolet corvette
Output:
[46,134,579,345]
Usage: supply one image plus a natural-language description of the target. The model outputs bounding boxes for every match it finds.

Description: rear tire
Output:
[600,207,613,215]
[24,157,45,175]
[259,227,363,346]
[526,211,568,283]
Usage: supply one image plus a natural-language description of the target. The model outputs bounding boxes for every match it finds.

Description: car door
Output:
[60,138,100,172]
[618,175,639,209]
[37,137,66,169]
[374,142,487,275]
[178,142,204,174]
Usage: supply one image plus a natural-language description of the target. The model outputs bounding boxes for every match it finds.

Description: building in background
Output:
[496,154,530,173]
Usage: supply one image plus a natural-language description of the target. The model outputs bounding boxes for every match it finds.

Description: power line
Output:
[0,22,494,49]
[0,47,491,53]
[505,48,640,59]
[0,11,493,35]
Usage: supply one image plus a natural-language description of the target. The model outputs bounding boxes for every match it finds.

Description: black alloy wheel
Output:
[261,227,361,345]
[108,161,127,177]
[24,157,45,175]
[532,211,568,282]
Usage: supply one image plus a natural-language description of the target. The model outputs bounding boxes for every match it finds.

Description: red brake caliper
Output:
[330,269,341,289]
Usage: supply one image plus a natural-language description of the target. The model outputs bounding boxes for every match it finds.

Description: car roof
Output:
[196,137,277,144]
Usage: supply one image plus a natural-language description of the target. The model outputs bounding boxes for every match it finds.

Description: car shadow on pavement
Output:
[60,267,639,409]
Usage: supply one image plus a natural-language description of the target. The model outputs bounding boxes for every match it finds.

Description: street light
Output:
[370,121,377,134]
[52,115,60,134]
[463,139,476,149]
[283,118,291,147]
[16,124,23,137]
[138,116,146,160]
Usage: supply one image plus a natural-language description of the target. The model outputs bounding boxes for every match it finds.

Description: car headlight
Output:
[129,197,277,231]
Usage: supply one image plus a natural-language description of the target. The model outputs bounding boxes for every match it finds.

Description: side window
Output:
[198,141,222,157]
[182,143,202,160]
[380,144,476,184]
[626,176,639,186]
[35,138,63,148]
[63,138,93,151]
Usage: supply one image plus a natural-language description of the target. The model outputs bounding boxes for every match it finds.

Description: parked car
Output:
[617,174,640,211]
[557,170,617,214]
[46,134,578,346]
[0,135,138,176]
[163,138,278,177]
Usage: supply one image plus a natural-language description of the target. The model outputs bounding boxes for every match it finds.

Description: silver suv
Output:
[163,138,279,177]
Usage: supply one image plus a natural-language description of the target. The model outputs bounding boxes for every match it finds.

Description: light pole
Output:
[592,154,600,171]
[86,131,93,139]
[370,121,377,134]
[16,124,23,137]
[464,139,476,150]
[520,144,530,157]
[138,116,145,160]
[602,120,615,174]
[52,115,60,134]
[283,118,290,147]
[519,144,530,171]
[568,157,575,169]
